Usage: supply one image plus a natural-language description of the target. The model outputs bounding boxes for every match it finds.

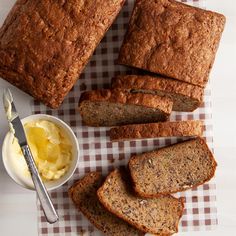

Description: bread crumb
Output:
[182,184,193,189]
[139,200,147,205]
[148,159,154,168]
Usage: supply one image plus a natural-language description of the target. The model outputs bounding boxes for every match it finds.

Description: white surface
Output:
[0,0,235,235]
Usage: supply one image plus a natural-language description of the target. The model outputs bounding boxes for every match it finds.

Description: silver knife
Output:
[3,88,59,224]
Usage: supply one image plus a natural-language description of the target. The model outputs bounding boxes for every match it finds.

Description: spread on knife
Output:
[3,88,16,134]
[10,120,72,181]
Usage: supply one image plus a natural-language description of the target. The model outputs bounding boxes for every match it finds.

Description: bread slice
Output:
[110,120,204,141]
[68,172,144,236]
[79,89,173,126]
[112,75,204,112]
[129,138,217,197]
[97,169,184,235]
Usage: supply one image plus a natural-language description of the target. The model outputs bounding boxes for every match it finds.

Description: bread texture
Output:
[0,0,125,108]
[79,89,173,127]
[97,169,184,235]
[112,75,204,111]
[68,172,143,236]
[118,0,226,87]
[129,138,217,197]
[110,120,204,141]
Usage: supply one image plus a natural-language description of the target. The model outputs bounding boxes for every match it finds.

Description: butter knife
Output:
[3,88,59,224]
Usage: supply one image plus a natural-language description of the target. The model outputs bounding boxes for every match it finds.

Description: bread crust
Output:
[128,138,217,198]
[118,0,226,87]
[0,0,125,108]
[112,75,204,101]
[68,172,144,236]
[79,89,173,113]
[110,120,204,141]
[68,172,104,231]
[97,169,185,235]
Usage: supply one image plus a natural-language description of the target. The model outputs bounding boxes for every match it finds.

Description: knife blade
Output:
[3,89,27,146]
[3,88,59,224]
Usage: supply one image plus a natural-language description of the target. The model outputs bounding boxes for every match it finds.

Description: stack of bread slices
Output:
[69,138,217,235]
[78,74,205,142]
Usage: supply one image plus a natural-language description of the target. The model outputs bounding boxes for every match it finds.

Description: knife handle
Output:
[21,145,59,224]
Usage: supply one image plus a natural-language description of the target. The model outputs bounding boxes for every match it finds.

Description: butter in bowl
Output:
[2,114,79,191]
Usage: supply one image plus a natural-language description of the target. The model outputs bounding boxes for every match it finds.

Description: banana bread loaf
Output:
[0,0,125,108]
[118,0,225,87]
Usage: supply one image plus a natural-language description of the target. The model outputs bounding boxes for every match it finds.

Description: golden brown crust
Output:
[68,172,101,199]
[97,169,185,235]
[118,0,226,87]
[79,89,173,113]
[109,120,204,141]
[68,172,144,236]
[128,138,217,198]
[0,0,125,108]
[68,173,104,232]
[112,75,204,101]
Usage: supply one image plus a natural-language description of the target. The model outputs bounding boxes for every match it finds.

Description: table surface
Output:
[0,0,235,235]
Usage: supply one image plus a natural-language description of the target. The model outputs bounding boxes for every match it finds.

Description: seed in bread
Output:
[79,89,173,127]
[97,169,184,235]
[68,172,144,236]
[110,120,204,141]
[129,138,217,197]
[118,0,226,87]
[112,75,204,112]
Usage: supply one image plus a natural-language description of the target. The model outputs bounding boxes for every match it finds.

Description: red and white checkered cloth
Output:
[32,0,218,235]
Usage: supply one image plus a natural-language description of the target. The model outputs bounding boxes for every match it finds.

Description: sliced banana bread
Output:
[111,75,204,112]
[110,120,204,141]
[97,169,184,235]
[129,138,217,197]
[68,172,144,236]
[79,89,173,126]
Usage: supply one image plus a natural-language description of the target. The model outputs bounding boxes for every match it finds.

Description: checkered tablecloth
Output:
[32,0,218,235]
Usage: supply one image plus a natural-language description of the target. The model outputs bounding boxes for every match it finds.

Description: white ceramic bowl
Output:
[2,114,79,191]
